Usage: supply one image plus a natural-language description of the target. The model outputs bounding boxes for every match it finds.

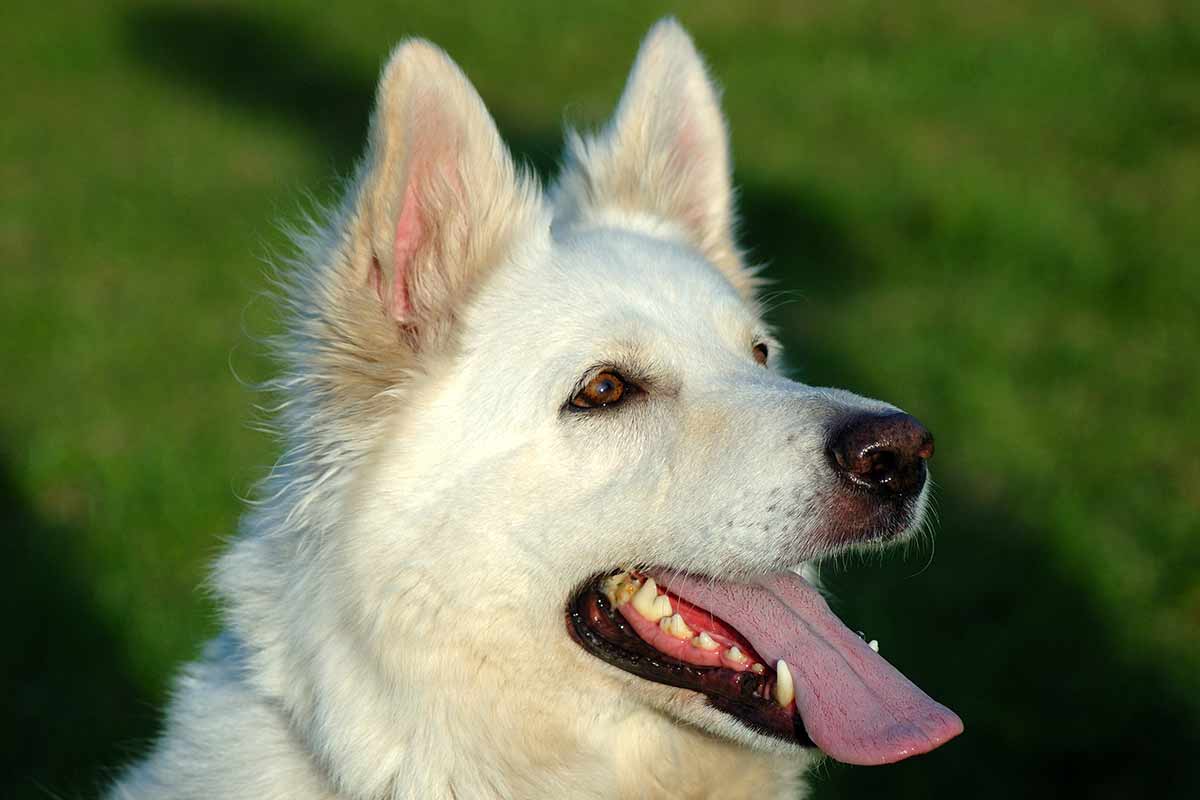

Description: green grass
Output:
[3,1,1198,797]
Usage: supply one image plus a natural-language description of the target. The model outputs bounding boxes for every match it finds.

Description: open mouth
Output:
[567,568,963,765]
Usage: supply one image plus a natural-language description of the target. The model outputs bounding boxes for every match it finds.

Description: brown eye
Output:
[753,342,769,366]
[571,371,626,409]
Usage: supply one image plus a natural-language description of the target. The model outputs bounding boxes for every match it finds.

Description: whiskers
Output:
[756,288,808,318]
[902,481,942,579]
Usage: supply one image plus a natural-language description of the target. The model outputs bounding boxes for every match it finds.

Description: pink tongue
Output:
[659,570,963,765]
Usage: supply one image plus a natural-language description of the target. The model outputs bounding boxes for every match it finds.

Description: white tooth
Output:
[774,659,795,708]
[725,646,748,665]
[632,578,667,621]
[868,639,880,653]
[651,594,673,619]
[660,614,695,640]
[691,631,720,651]
[750,663,766,675]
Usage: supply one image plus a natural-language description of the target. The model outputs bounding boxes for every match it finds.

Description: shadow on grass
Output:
[101,4,1199,798]
[123,4,563,179]
[0,461,158,800]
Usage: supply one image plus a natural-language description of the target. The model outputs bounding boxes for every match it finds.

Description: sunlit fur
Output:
[108,19,927,800]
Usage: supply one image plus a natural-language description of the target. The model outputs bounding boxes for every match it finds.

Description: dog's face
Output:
[425,225,917,577]
[292,20,960,774]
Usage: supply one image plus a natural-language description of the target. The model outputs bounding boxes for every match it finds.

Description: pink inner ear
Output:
[389,180,423,321]
[666,109,719,235]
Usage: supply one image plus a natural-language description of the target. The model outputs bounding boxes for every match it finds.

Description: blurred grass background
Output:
[2,1,1198,797]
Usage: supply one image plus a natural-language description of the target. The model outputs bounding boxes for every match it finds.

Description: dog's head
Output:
[250,19,961,785]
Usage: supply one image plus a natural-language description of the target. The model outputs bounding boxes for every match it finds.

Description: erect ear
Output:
[348,39,542,344]
[551,19,758,300]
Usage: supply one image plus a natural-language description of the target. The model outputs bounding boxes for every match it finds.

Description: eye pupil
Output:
[571,371,627,409]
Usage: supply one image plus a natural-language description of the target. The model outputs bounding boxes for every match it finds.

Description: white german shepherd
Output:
[109,19,961,800]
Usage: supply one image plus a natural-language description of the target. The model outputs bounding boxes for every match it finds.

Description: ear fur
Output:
[354,40,543,338]
[552,19,758,300]
[276,41,543,415]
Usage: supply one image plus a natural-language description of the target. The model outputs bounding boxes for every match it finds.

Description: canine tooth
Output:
[750,663,766,675]
[868,639,880,653]
[660,614,695,640]
[774,659,795,708]
[632,578,667,621]
[691,631,720,651]
[725,646,748,665]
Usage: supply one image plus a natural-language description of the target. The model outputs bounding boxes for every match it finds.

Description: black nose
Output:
[826,412,934,497]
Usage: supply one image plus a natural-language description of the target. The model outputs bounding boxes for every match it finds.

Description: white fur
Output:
[108,19,924,800]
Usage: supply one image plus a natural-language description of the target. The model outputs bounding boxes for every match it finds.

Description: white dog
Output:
[109,19,961,799]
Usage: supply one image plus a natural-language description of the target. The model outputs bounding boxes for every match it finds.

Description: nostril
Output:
[826,411,934,497]
[864,449,899,483]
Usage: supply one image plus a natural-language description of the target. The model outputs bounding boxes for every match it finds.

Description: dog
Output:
[108,18,961,799]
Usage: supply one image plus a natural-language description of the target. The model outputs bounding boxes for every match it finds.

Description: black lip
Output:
[566,576,814,747]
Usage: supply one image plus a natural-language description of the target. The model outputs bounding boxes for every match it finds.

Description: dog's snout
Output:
[826,412,934,497]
